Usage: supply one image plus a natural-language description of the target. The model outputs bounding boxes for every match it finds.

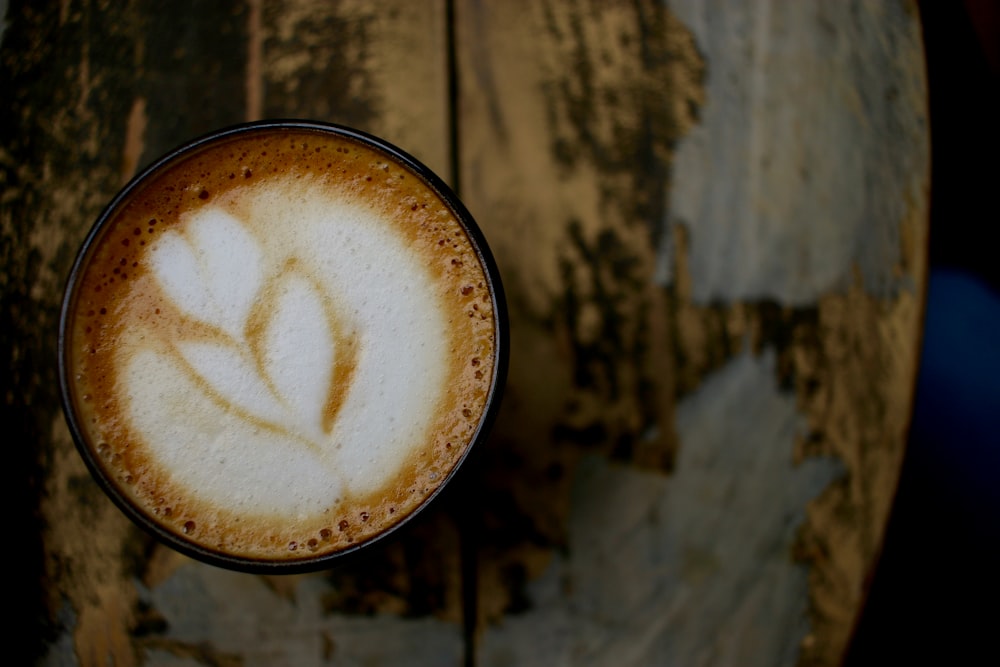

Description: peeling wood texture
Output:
[1,1,928,666]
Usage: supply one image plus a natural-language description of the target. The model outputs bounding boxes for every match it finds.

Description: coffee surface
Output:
[67,127,497,561]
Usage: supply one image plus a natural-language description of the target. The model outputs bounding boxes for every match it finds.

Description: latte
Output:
[59,122,505,570]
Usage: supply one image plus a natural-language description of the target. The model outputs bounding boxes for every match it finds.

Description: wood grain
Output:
[3,2,462,666]
[455,1,927,665]
[2,1,927,665]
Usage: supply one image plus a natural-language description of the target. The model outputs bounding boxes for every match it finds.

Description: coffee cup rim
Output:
[58,119,509,573]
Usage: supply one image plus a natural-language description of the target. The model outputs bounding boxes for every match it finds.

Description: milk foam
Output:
[121,177,449,518]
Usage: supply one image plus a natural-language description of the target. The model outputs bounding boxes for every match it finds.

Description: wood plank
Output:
[454,1,928,666]
[1,1,459,665]
[257,0,451,178]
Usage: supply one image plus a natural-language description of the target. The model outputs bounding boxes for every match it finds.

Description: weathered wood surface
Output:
[459,2,928,665]
[1,1,928,666]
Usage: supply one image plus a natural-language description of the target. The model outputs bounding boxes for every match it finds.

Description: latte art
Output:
[62,124,503,566]
[127,186,447,512]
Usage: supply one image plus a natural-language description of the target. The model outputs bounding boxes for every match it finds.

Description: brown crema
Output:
[65,126,497,564]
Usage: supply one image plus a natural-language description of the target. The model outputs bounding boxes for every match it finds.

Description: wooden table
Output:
[2,1,928,665]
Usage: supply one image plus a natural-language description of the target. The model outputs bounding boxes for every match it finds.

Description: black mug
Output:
[58,120,508,573]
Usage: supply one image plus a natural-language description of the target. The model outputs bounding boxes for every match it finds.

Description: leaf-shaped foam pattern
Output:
[124,348,345,514]
[176,340,292,434]
[149,233,218,330]
[124,179,452,511]
[263,274,335,441]
[150,208,262,338]
[188,208,263,336]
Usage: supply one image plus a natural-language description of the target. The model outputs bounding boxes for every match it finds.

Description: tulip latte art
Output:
[64,126,499,563]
